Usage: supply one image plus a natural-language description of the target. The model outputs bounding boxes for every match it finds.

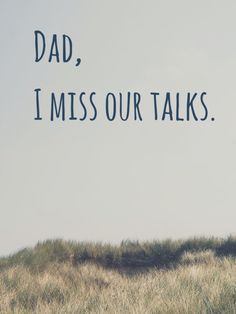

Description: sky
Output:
[0,0,236,256]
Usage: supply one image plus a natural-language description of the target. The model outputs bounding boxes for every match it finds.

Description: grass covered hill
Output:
[1,237,236,313]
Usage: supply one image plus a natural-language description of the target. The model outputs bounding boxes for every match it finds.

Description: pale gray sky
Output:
[0,0,236,256]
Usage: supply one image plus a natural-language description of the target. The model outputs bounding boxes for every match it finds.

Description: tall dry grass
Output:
[1,238,236,313]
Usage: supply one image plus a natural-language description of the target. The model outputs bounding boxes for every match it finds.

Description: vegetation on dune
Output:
[1,237,236,313]
[1,236,236,271]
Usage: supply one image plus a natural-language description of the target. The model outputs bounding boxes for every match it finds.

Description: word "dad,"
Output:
[34,30,81,66]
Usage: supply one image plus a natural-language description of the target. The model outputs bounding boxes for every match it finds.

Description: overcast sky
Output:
[0,0,236,256]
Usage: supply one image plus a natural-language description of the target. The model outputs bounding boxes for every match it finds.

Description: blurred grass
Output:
[1,237,236,313]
